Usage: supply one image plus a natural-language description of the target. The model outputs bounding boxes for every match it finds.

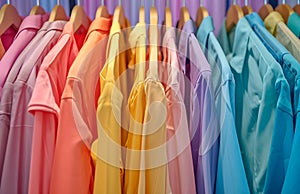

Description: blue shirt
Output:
[229,17,292,194]
[197,16,250,194]
[246,12,296,194]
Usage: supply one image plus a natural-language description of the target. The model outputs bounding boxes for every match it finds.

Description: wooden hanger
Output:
[96,0,110,18]
[242,0,252,15]
[70,4,91,32]
[149,4,158,78]
[0,4,22,36]
[49,1,68,22]
[30,5,45,15]
[165,0,172,29]
[258,3,273,20]
[196,6,209,27]
[178,0,190,30]
[294,4,300,15]
[113,5,126,28]
[276,3,294,23]
[139,1,145,23]
[226,3,243,32]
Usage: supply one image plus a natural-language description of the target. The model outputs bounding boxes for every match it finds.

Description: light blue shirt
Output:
[229,17,292,194]
[197,16,250,194]
[246,13,296,194]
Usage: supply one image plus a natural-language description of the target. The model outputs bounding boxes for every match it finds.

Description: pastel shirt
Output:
[0,21,66,194]
[264,11,300,63]
[49,17,112,194]
[246,12,295,194]
[229,17,292,194]
[217,20,236,60]
[162,28,196,194]
[27,21,87,194]
[287,12,300,38]
[179,19,219,194]
[197,16,250,194]
[0,14,49,99]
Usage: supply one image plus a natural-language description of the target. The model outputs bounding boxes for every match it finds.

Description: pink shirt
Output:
[0,26,18,59]
[0,21,66,194]
[0,14,49,100]
[50,17,111,194]
[161,28,196,194]
[27,21,87,194]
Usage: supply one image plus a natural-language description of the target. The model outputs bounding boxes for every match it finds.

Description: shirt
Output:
[49,17,112,194]
[162,28,196,194]
[0,21,66,194]
[92,19,132,193]
[197,16,250,194]
[264,11,300,63]
[179,19,219,194]
[246,13,295,194]
[229,17,292,194]
[0,26,18,60]
[27,21,87,194]
[217,20,236,60]
[0,14,49,99]
[287,12,300,38]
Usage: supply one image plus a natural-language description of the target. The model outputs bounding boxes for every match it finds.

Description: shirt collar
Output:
[264,11,284,35]
[178,19,195,74]
[230,17,252,73]
[197,16,214,46]
[15,14,49,38]
[246,12,287,64]
[85,16,113,41]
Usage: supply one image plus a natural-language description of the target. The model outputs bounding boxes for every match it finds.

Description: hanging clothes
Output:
[0,20,66,194]
[197,16,250,194]
[49,16,112,194]
[287,12,300,38]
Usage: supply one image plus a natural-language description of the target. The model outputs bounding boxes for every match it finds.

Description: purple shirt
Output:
[0,21,66,194]
[178,19,219,194]
[0,14,49,100]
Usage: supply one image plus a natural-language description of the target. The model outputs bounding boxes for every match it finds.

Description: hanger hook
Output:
[233,0,237,5]
[119,0,121,6]
[102,0,104,6]
[167,0,169,8]
[264,0,267,4]
[141,0,144,7]
[77,0,80,6]
[245,0,248,6]
[200,0,203,6]
[152,0,154,7]
[298,0,300,4]
[57,0,60,5]
[7,0,10,4]
[36,0,40,6]
[182,0,186,7]
[282,0,286,4]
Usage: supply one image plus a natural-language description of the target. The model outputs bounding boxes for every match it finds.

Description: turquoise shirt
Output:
[217,20,235,60]
[229,17,292,194]
[287,12,300,38]
[197,16,250,194]
[246,13,295,194]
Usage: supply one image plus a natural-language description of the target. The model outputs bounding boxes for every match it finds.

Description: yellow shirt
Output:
[92,18,132,194]
[265,11,300,63]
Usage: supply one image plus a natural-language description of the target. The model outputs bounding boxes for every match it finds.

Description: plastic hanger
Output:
[294,0,300,15]
[113,0,126,28]
[0,1,22,36]
[242,0,253,15]
[178,0,190,30]
[149,0,158,78]
[139,0,145,23]
[96,0,110,18]
[275,0,294,23]
[226,0,243,32]
[196,0,209,27]
[165,0,172,28]
[70,0,91,32]
[258,0,273,20]
[30,0,45,15]
[49,0,68,21]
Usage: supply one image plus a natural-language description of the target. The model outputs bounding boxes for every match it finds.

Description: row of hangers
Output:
[226,0,300,32]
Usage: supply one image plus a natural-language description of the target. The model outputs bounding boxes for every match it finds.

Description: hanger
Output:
[70,0,91,32]
[165,0,172,28]
[294,0,300,15]
[196,0,209,27]
[258,0,273,20]
[0,1,22,36]
[96,0,110,18]
[139,0,145,23]
[30,0,45,15]
[49,0,68,21]
[242,0,253,15]
[275,0,294,23]
[149,0,158,78]
[178,0,190,30]
[226,0,244,32]
[113,0,126,28]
